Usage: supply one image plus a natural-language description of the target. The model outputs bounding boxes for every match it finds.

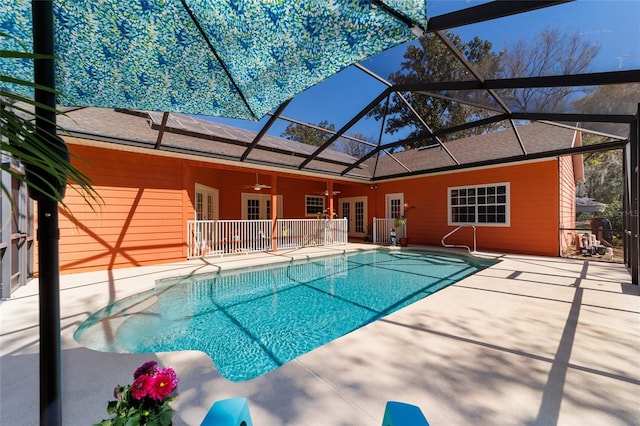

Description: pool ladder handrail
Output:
[441,225,477,253]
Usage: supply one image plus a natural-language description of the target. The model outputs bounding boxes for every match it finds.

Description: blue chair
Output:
[382,401,429,426]
[200,397,253,426]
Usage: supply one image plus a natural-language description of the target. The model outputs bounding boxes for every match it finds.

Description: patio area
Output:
[1,244,638,425]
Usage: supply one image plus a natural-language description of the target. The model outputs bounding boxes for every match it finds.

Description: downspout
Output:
[270,174,277,253]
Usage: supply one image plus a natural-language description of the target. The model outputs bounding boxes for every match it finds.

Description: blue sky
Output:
[202,0,639,143]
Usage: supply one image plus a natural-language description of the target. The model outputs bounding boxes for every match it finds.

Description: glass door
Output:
[339,196,367,238]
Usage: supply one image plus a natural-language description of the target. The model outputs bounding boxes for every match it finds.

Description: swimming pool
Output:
[74,249,495,382]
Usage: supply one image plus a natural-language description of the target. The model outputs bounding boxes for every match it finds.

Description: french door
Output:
[339,196,367,239]
[241,193,283,220]
[195,184,219,220]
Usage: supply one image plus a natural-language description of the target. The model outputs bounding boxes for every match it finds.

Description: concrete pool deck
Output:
[1,244,639,425]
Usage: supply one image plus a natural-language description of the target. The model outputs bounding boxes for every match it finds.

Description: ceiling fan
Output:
[244,174,271,191]
[318,189,341,196]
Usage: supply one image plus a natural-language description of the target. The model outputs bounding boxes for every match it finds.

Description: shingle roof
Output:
[369,122,576,178]
[57,108,577,181]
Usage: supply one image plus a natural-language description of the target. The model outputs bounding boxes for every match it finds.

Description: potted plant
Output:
[94,361,179,426]
[394,204,415,246]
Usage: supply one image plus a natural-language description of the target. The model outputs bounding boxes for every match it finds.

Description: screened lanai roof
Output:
[124,0,637,181]
[14,0,640,181]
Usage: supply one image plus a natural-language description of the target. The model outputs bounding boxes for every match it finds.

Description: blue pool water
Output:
[74,249,495,382]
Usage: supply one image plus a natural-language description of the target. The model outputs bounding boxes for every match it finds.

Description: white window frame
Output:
[339,196,368,237]
[448,182,510,227]
[195,183,219,220]
[385,193,404,219]
[305,195,325,217]
[241,193,283,220]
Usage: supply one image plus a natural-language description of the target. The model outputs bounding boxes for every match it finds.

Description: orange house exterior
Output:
[35,110,580,275]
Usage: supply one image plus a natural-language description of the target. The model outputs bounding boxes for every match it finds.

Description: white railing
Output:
[372,217,406,245]
[441,225,477,253]
[187,219,272,258]
[187,218,348,259]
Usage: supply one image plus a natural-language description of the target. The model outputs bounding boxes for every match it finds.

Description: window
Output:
[385,193,403,219]
[247,198,260,220]
[305,195,325,216]
[449,183,509,226]
[390,198,401,219]
[195,184,218,220]
[355,201,364,233]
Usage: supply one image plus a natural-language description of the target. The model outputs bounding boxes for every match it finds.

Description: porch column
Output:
[271,174,278,253]
[328,181,334,217]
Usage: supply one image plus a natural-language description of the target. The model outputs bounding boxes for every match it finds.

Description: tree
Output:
[368,31,503,147]
[371,27,602,149]
[571,84,639,214]
[579,141,623,205]
[572,83,640,116]
[336,132,376,158]
[280,120,335,147]
[500,27,601,112]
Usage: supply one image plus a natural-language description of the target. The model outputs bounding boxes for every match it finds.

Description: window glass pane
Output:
[391,199,401,218]
[306,196,325,215]
[355,201,364,233]
[196,193,203,220]
[248,199,260,220]
[449,183,508,225]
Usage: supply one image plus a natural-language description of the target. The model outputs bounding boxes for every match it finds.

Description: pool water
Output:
[74,249,495,382]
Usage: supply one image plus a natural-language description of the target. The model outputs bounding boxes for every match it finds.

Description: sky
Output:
[200,0,640,143]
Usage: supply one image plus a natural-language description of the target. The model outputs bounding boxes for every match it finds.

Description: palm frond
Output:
[1,32,102,210]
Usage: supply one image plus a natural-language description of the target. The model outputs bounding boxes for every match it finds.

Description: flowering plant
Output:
[394,204,415,227]
[94,361,179,426]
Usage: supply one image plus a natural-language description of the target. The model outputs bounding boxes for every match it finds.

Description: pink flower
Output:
[159,367,179,389]
[130,375,152,400]
[148,373,174,401]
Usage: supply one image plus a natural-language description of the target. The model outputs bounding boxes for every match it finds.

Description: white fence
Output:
[372,217,406,245]
[187,218,348,259]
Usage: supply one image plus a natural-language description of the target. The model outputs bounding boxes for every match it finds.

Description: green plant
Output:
[94,361,179,426]
[394,204,415,227]
[600,199,622,235]
[1,31,100,207]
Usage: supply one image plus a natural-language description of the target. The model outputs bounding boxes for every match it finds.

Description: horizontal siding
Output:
[373,160,561,256]
[44,140,570,275]
[44,144,188,274]
[558,155,577,252]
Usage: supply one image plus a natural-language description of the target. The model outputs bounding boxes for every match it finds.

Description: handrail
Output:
[441,225,476,253]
